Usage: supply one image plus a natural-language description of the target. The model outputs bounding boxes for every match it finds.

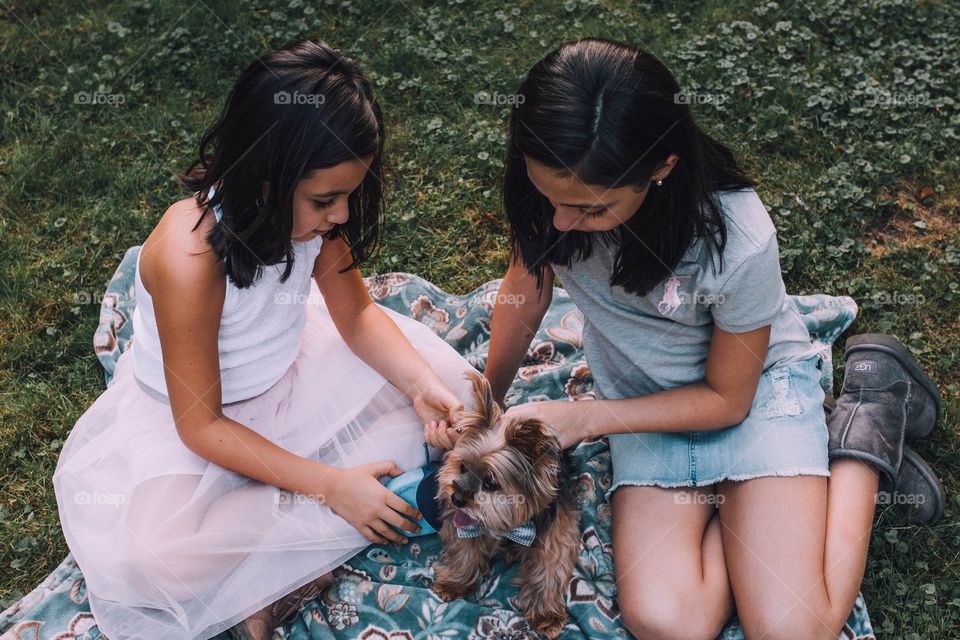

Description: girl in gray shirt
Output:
[479,38,934,639]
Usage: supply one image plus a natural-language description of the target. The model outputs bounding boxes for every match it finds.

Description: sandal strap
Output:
[227,615,272,640]
[269,573,334,625]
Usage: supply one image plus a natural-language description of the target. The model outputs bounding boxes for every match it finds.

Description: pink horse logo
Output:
[657,276,683,316]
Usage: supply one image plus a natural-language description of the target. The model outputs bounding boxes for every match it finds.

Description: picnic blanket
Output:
[1,245,875,640]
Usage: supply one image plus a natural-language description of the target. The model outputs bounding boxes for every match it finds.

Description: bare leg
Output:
[611,485,733,640]
[717,463,879,640]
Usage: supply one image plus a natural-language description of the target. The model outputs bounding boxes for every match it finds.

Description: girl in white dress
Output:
[52,39,474,640]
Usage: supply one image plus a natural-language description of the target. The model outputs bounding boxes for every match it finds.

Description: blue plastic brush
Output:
[384,442,444,537]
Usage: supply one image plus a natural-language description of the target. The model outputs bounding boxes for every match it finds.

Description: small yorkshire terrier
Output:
[431,371,581,639]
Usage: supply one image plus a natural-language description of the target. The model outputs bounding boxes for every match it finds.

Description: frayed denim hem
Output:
[605,467,832,502]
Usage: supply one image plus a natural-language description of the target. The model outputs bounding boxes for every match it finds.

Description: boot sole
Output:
[900,446,946,525]
[845,334,941,439]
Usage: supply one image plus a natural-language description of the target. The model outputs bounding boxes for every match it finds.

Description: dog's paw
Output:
[529,614,567,640]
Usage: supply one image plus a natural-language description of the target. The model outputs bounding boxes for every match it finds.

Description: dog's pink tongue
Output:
[453,510,476,528]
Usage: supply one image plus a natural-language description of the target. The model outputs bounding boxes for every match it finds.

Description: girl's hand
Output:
[424,419,461,450]
[414,379,464,450]
[321,461,424,545]
[502,400,592,450]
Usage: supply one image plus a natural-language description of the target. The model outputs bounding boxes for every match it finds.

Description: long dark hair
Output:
[504,38,754,296]
[179,39,385,288]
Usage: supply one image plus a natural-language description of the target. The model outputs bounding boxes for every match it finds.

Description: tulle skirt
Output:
[52,289,477,640]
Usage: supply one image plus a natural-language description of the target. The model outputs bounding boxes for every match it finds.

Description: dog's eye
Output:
[482,477,500,492]
[459,462,466,474]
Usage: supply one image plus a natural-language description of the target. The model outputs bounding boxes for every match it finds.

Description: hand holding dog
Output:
[503,400,593,450]
[427,398,592,450]
[423,419,460,450]
[413,376,464,449]
[322,462,424,545]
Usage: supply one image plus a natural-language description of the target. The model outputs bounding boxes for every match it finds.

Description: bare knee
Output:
[739,605,841,640]
[611,486,730,640]
[619,589,725,640]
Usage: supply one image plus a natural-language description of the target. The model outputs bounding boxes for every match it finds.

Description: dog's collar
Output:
[455,519,536,546]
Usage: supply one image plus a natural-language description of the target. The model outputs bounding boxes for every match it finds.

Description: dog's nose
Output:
[452,492,467,508]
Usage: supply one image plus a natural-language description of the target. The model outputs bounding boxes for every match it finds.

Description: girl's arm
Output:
[144,213,342,500]
[484,255,554,403]
[506,323,770,447]
[312,236,461,413]
[146,208,425,545]
[585,323,770,435]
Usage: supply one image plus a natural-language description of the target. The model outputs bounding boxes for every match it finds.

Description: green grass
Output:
[2,0,959,635]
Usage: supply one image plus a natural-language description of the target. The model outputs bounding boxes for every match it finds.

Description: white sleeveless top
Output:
[131,194,325,405]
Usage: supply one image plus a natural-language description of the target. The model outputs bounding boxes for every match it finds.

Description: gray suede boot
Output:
[877,447,946,525]
[845,334,941,439]
[826,333,945,525]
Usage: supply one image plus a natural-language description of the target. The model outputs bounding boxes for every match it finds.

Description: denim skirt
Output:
[606,354,831,500]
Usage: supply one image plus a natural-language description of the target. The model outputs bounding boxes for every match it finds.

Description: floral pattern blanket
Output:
[1,245,874,640]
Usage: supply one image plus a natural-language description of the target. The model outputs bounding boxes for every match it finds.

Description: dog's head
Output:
[436,371,563,535]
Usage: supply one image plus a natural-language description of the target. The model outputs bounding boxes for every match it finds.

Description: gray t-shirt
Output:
[552,188,820,400]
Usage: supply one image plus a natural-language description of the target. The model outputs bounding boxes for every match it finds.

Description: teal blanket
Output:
[1,246,875,640]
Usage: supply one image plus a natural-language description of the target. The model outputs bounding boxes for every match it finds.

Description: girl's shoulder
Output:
[713,188,777,261]
[139,195,223,297]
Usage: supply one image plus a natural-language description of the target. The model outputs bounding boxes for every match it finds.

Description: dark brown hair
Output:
[179,39,385,288]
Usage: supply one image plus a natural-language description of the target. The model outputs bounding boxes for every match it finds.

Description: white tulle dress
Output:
[52,207,476,640]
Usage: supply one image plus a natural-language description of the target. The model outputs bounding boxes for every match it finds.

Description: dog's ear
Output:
[504,418,559,462]
[454,370,502,431]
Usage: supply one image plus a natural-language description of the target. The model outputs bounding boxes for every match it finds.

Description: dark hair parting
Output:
[503,37,754,296]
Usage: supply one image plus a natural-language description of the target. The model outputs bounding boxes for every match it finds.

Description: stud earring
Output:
[655,179,663,187]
